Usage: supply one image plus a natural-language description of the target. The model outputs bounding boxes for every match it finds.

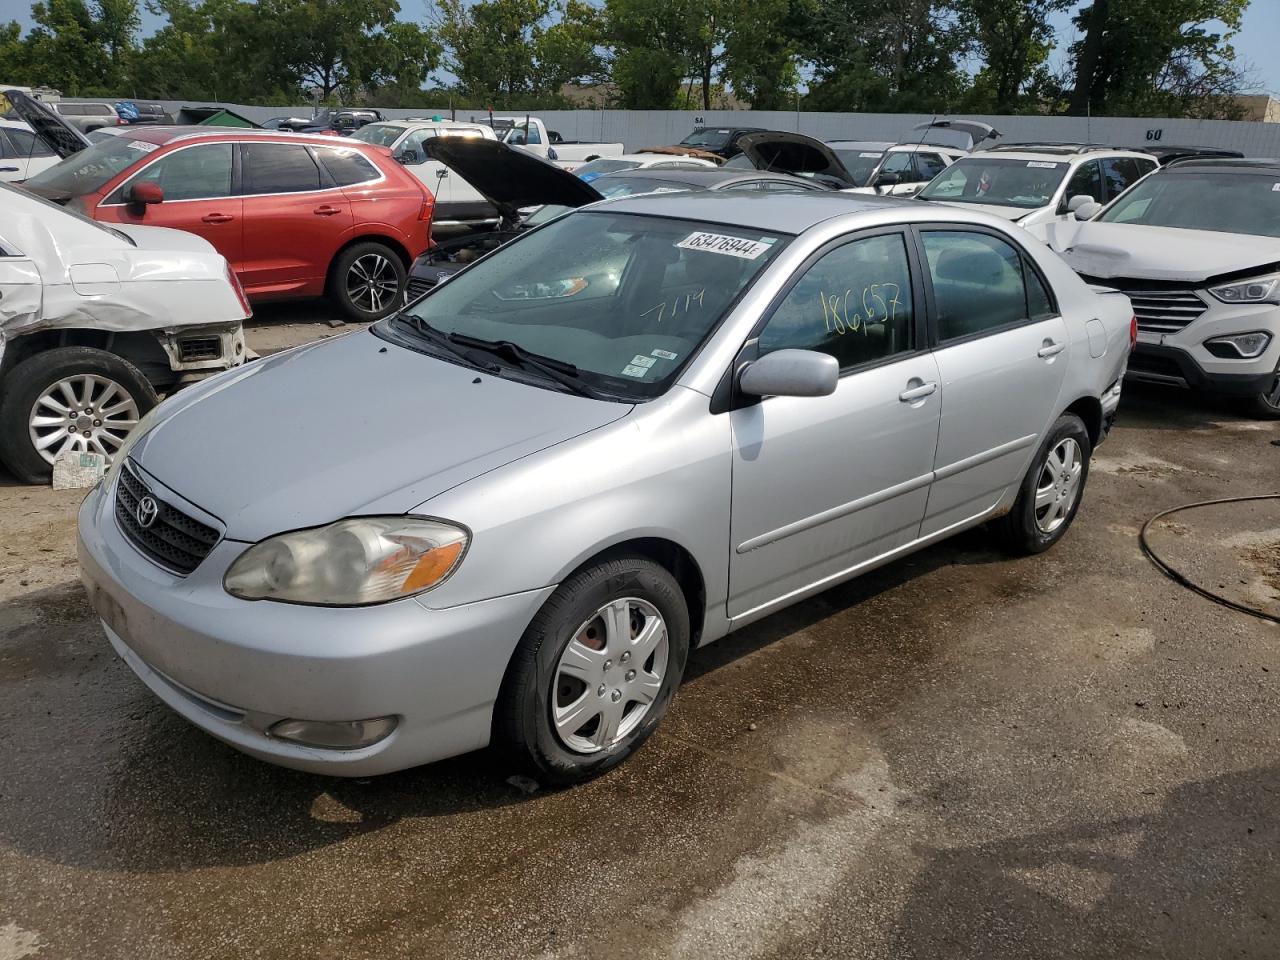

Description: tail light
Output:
[226,263,252,318]
[1129,315,1138,347]
[418,196,433,221]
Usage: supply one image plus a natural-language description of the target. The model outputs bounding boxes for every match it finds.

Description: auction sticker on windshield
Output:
[677,232,776,260]
[1027,161,1058,169]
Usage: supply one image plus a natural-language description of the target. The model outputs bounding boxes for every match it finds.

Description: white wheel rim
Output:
[28,374,140,467]
[551,597,669,755]
[1034,437,1083,534]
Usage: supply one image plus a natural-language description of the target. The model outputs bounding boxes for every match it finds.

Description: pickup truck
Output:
[494,116,623,171]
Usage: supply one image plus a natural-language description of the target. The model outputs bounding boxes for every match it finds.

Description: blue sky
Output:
[7,0,1280,96]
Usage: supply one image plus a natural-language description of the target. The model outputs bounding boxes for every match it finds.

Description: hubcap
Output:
[28,375,139,467]
[1034,437,1083,534]
[346,254,400,315]
[551,597,669,755]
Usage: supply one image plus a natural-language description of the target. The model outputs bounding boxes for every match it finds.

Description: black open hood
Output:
[3,89,91,158]
[734,131,859,189]
[422,138,602,221]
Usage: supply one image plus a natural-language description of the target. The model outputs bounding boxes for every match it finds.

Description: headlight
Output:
[224,517,468,606]
[106,402,167,474]
[1208,274,1280,305]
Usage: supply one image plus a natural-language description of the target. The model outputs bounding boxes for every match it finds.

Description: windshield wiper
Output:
[400,315,500,372]
[446,332,607,399]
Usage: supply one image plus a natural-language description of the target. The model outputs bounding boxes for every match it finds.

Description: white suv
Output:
[917,144,1158,240]
[831,141,966,196]
[1053,158,1280,418]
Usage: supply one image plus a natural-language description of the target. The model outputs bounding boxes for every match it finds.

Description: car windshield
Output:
[918,157,1068,209]
[350,123,405,148]
[831,148,885,186]
[23,136,161,199]
[680,129,731,149]
[575,158,640,177]
[591,175,695,198]
[1100,170,1280,238]
[395,210,790,398]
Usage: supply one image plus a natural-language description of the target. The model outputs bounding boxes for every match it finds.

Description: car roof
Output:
[598,189,919,233]
[598,168,814,187]
[962,147,1152,163]
[827,140,894,150]
[1159,157,1280,174]
[140,126,375,148]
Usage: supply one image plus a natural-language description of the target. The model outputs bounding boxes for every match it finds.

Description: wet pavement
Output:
[1,328,1278,958]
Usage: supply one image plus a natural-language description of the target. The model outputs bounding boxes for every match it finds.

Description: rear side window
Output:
[921,230,1053,341]
[241,142,322,194]
[1101,157,1154,200]
[56,103,84,116]
[7,128,55,158]
[758,232,915,370]
[315,146,380,187]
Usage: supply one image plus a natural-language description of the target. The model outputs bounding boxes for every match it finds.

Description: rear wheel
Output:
[496,556,690,786]
[0,347,157,484]
[329,242,406,322]
[993,413,1091,555]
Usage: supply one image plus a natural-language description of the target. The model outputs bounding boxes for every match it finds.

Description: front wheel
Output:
[993,413,1092,555]
[495,556,690,786]
[329,242,406,322]
[1246,366,1280,420]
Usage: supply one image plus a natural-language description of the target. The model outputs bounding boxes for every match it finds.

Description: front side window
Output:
[397,211,790,398]
[5,127,54,158]
[1061,160,1103,210]
[921,230,1049,341]
[109,143,233,202]
[878,151,916,181]
[758,233,914,369]
[241,142,322,194]
[917,158,1068,209]
[1100,169,1280,237]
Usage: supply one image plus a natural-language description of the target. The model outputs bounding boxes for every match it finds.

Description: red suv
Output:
[20,124,433,321]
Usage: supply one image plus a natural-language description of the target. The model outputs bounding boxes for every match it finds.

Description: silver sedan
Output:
[78,192,1134,784]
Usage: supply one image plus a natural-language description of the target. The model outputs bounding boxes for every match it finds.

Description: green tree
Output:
[1068,0,1252,118]
[602,0,691,108]
[956,0,1070,113]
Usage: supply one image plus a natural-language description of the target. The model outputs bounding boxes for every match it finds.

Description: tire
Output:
[0,347,157,484]
[993,413,1092,556]
[328,242,406,322]
[1246,365,1280,420]
[496,555,691,787]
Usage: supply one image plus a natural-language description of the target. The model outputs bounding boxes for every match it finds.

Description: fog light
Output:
[1204,331,1272,359]
[267,716,398,750]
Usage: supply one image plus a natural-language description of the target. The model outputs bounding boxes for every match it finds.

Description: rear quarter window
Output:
[315,146,381,187]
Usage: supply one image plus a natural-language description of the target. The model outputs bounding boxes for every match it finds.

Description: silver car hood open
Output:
[1056,222,1280,282]
[128,329,632,541]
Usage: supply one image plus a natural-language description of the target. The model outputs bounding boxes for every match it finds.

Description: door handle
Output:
[899,380,938,403]
[313,205,342,216]
[201,213,234,224]
[1038,340,1066,358]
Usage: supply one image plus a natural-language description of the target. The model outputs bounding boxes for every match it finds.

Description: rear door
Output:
[237,141,353,295]
[96,142,244,266]
[2,125,60,180]
[916,227,1068,537]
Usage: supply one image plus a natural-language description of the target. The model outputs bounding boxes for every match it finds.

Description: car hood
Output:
[1057,222,1280,282]
[735,131,860,189]
[129,329,632,541]
[423,138,602,221]
[923,199,1029,221]
[3,89,91,158]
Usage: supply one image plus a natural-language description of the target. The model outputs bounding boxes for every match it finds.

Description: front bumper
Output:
[1128,341,1278,396]
[1127,300,1280,397]
[77,472,554,776]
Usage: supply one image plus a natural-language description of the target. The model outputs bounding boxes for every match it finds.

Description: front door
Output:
[916,227,1069,536]
[238,141,353,296]
[728,229,941,620]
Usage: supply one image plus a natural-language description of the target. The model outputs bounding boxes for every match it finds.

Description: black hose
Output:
[1139,494,1280,625]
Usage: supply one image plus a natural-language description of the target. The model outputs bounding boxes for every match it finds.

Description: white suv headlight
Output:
[1208,273,1280,304]
[224,517,468,605]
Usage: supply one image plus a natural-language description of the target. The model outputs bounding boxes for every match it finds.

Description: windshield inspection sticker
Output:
[630,354,657,368]
[651,348,678,360]
[128,140,159,153]
[677,232,776,260]
[620,364,650,378]
[1027,161,1058,169]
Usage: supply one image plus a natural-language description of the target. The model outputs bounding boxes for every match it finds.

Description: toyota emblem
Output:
[135,495,159,529]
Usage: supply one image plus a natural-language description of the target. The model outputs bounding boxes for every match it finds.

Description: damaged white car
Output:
[0,182,250,482]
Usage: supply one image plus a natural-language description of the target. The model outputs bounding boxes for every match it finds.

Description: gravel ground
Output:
[0,309,1277,960]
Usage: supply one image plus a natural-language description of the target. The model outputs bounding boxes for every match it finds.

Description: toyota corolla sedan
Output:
[78,192,1134,785]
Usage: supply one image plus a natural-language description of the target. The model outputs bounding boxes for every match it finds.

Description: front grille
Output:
[177,336,223,362]
[405,276,433,301]
[1081,276,1207,334]
[115,463,220,575]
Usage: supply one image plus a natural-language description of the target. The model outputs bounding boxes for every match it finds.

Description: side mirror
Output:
[1066,194,1095,213]
[128,181,163,213]
[874,171,901,187]
[1074,201,1104,221]
[739,349,838,399]
[394,150,420,165]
